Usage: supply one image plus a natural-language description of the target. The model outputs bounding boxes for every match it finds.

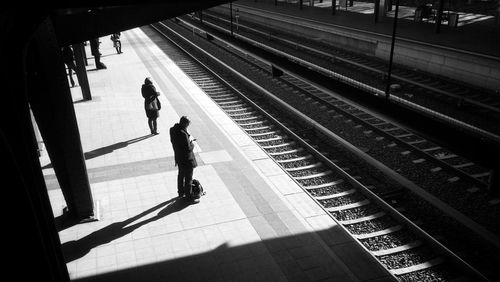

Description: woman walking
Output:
[141,77,161,135]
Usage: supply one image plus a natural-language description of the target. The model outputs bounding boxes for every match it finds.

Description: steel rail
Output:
[159,18,500,251]
[181,16,500,145]
[232,3,500,62]
[203,10,500,115]
[151,20,490,281]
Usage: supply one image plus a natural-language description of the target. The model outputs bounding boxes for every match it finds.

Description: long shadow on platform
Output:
[61,197,189,263]
[84,134,153,160]
[41,135,153,169]
[69,223,390,282]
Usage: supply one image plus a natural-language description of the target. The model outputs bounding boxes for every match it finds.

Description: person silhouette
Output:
[170,116,198,200]
[110,32,122,54]
[141,77,161,135]
[61,46,77,87]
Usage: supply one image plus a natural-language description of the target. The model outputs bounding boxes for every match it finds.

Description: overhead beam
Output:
[51,1,231,45]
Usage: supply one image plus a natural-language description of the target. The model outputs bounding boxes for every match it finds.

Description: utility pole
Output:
[230,2,233,36]
[434,0,444,33]
[385,0,400,100]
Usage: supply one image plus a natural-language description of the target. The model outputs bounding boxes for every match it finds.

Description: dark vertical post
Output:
[300,0,303,10]
[385,0,399,100]
[230,2,233,36]
[72,43,91,100]
[332,0,336,15]
[199,10,203,23]
[374,0,380,23]
[489,166,499,197]
[434,0,444,33]
[27,18,95,220]
[81,42,88,66]
[2,12,73,281]
[30,108,44,156]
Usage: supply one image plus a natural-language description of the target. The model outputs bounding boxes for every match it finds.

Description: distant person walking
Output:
[110,32,122,54]
[61,46,77,87]
[234,8,240,31]
[170,116,198,200]
[141,77,161,135]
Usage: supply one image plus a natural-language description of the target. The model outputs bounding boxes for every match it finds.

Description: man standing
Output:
[170,116,197,200]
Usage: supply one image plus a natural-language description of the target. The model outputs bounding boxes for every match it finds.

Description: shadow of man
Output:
[61,197,189,263]
[84,134,153,160]
[42,134,153,169]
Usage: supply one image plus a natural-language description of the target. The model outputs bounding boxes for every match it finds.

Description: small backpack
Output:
[191,179,205,199]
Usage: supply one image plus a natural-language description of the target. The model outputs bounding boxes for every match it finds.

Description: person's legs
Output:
[184,166,194,197]
[148,118,154,134]
[66,64,75,87]
[177,166,186,197]
[69,63,77,87]
[152,118,158,134]
[95,55,107,69]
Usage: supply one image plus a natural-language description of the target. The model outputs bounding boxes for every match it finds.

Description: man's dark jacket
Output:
[170,123,197,167]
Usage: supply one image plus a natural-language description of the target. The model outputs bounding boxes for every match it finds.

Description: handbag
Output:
[146,98,159,110]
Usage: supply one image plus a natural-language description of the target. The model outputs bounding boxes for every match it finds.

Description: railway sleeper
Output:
[209,93,232,98]
[338,211,386,225]
[263,142,298,151]
[353,224,402,240]
[220,103,247,109]
[238,120,266,126]
[285,162,322,172]
[218,100,244,106]
[276,154,313,163]
[371,240,423,257]
[224,106,252,113]
[293,170,333,180]
[390,257,445,276]
[248,130,278,137]
[255,136,284,142]
[327,199,371,213]
[304,179,344,190]
[229,111,258,117]
[212,96,238,102]
[245,125,272,132]
[233,115,261,122]
[313,188,356,200]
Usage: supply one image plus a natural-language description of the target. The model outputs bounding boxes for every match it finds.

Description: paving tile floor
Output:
[42,26,392,281]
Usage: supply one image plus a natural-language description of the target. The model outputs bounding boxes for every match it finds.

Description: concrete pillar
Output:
[374,0,388,23]
[72,43,92,100]
[29,107,44,156]
[27,18,95,220]
[434,0,445,33]
[1,11,70,281]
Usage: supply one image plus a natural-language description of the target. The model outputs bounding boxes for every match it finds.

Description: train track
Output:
[170,16,500,235]
[195,8,500,143]
[146,20,492,281]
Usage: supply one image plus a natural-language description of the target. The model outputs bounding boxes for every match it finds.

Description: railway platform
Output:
[40,27,391,281]
[235,0,500,57]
